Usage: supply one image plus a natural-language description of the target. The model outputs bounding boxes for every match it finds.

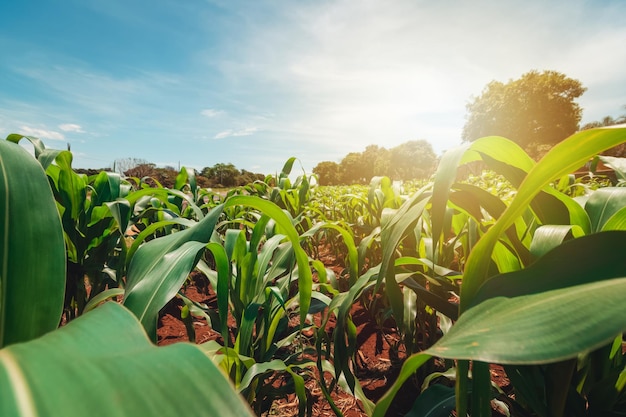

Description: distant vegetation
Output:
[77,159,266,189]
[312,139,436,185]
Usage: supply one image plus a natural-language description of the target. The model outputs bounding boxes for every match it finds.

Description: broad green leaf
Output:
[205,242,230,345]
[601,206,626,231]
[126,218,197,263]
[280,157,297,176]
[104,200,131,233]
[585,187,626,233]
[472,231,626,303]
[124,240,208,338]
[83,288,125,313]
[124,206,224,337]
[529,224,584,259]
[5,134,46,157]
[54,151,86,221]
[461,126,626,309]
[125,205,224,295]
[598,154,626,181]
[431,142,472,261]
[426,277,626,364]
[378,194,430,329]
[0,302,254,417]
[0,140,65,347]
[91,171,121,204]
[405,384,456,417]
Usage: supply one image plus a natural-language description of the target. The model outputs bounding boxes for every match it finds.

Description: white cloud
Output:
[19,126,65,141]
[59,123,84,132]
[214,127,259,139]
[201,109,225,118]
[211,0,626,155]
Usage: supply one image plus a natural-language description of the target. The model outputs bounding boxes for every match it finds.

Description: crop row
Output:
[2,126,626,416]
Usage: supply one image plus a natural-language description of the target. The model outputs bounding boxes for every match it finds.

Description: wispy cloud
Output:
[214,127,259,139]
[201,109,225,118]
[59,123,84,132]
[210,0,626,154]
[19,126,65,141]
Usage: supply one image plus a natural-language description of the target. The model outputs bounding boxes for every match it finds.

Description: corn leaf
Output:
[123,205,224,337]
[585,187,626,233]
[0,140,65,347]
[0,302,254,417]
[224,196,312,327]
[472,231,626,303]
[427,277,626,364]
[461,126,626,309]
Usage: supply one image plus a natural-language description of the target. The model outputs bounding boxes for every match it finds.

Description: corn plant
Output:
[372,125,626,417]
[0,138,254,417]
[243,157,314,231]
[4,135,133,320]
[194,197,321,414]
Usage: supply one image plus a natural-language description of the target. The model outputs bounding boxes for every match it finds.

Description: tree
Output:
[312,161,341,185]
[201,163,240,187]
[236,169,265,186]
[389,140,436,180]
[462,70,586,150]
[124,163,157,179]
[337,145,394,184]
[339,152,367,184]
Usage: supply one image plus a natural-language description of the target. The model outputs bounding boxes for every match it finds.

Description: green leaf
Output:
[529,224,584,259]
[601,205,626,231]
[461,126,626,309]
[205,243,230,345]
[224,196,312,327]
[472,231,626,303]
[5,134,46,158]
[585,187,626,233]
[0,302,254,417]
[598,155,626,181]
[426,277,626,364]
[123,205,224,337]
[372,353,432,417]
[405,384,456,417]
[0,140,65,347]
[124,240,208,338]
[280,157,297,177]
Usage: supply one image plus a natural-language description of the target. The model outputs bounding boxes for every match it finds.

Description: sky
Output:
[1,0,625,174]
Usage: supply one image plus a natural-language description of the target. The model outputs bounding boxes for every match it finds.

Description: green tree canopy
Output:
[462,70,586,149]
[312,161,341,186]
[313,140,437,185]
[389,140,436,180]
[201,163,240,187]
[339,152,367,184]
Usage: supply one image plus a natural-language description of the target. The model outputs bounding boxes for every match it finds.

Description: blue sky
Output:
[1,0,625,174]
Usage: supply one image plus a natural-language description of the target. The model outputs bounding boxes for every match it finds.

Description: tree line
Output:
[312,140,436,186]
[77,160,265,189]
